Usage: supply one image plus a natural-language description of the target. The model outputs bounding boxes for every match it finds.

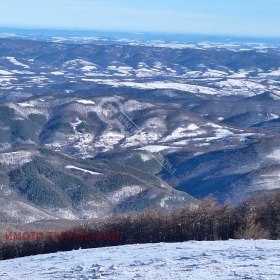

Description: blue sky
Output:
[0,0,280,37]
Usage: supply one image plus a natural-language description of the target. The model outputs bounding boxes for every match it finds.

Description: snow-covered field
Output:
[1,240,280,279]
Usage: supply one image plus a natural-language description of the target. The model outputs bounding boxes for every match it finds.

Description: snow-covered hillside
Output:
[0,240,280,279]
[1,37,280,102]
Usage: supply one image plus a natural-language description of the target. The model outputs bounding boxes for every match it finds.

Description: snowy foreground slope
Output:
[1,240,280,279]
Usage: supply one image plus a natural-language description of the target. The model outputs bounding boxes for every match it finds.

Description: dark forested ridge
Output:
[1,189,280,260]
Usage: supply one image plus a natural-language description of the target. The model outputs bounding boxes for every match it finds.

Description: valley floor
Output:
[0,240,280,279]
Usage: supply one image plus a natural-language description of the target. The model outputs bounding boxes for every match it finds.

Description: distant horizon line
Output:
[1,27,279,41]
[1,26,280,41]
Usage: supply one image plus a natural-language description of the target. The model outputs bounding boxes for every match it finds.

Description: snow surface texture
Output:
[0,240,280,279]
